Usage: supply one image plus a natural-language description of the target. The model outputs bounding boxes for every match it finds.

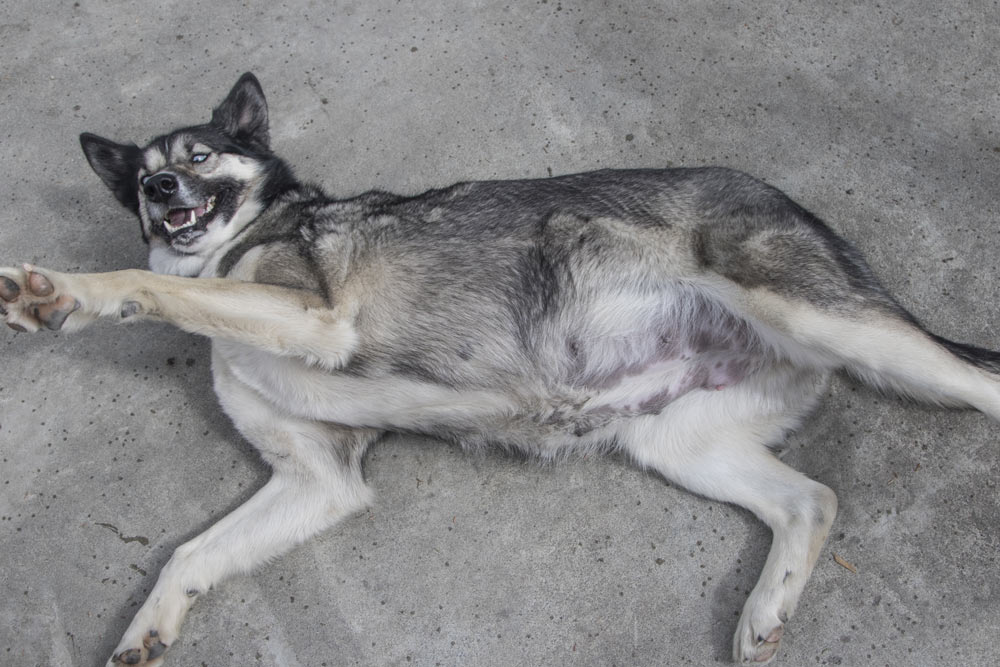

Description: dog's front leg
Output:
[0,265,357,368]
[107,388,380,667]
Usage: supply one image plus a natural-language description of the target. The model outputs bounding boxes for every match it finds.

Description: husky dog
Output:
[2,73,997,665]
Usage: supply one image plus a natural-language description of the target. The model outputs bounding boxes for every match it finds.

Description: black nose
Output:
[143,172,178,202]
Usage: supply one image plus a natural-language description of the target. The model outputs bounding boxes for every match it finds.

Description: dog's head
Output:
[80,73,296,275]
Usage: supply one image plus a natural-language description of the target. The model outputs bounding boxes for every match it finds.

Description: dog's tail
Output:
[693,173,1000,417]
[745,290,1000,421]
[929,334,1000,375]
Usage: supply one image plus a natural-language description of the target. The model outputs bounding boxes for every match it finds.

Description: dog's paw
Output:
[0,264,79,332]
[734,615,785,663]
[734,587,789,664]
[108,629,170,666]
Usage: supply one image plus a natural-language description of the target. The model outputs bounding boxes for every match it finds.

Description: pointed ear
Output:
[211,72,269,148]
[79,133,143,215]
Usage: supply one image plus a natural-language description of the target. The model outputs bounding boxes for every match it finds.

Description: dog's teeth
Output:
[189,210,197,225]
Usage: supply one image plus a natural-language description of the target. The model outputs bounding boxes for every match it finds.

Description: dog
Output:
[2,72,997,666]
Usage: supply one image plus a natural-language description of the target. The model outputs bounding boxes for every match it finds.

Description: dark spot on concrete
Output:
[625,133,634,141]
[185,357,196,367]
[95,522,150,546]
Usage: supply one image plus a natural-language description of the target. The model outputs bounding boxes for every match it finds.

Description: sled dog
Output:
[3,73,998,665]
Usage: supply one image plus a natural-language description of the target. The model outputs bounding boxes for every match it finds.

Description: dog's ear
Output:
[211,72,269,149]
[79,133,143,216]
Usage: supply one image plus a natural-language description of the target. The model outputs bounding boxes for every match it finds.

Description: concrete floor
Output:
[2,1,999,665]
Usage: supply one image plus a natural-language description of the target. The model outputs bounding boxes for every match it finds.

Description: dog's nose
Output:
[143,172,178,202]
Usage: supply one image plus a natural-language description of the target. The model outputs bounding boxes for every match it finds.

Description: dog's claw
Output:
[745,624,784,663]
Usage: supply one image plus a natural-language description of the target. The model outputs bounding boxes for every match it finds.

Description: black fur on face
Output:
[79,73,299,245]
[79,134,144,215]
[210,72,271,151]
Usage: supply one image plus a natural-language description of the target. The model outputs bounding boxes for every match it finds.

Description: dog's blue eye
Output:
[191,153,209,163]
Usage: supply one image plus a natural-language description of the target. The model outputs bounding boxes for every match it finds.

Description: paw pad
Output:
[0,276,20,301]
[26,269,54,296]
[114,648,142,665]
[111,629,169,665]
[1,266,80,332]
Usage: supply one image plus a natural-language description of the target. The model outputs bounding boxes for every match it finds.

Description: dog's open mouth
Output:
[163,195,217,237]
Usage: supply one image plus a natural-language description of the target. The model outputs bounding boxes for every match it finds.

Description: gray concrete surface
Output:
[1,1,999,665]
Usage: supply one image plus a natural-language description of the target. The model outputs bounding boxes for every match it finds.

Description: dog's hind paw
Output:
[109,629,170,666]
[0,264,79,332]
[734,621,784,663]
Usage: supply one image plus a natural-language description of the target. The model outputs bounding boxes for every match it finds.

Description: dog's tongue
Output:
[167,205,207,228]
[167,209,189,227]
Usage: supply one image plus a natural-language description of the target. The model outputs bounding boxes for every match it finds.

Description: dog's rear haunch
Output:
[4,73,998,665]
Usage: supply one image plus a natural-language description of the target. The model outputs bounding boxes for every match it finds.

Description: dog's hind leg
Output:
[621,364,836,664]
[745,289,1000,420]
[107,357,380,666]
[0,265,356,369]
[696,197,1000,420]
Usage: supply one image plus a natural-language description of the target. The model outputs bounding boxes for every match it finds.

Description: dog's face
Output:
[80,73,287,275]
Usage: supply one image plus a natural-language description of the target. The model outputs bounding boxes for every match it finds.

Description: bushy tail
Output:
[930,334,1000,375]
[746,293,1000,420]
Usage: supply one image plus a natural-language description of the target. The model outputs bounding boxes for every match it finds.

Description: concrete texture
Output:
[1,1,998,665]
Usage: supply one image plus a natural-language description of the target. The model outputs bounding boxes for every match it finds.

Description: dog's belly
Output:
[214,337,762,451]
